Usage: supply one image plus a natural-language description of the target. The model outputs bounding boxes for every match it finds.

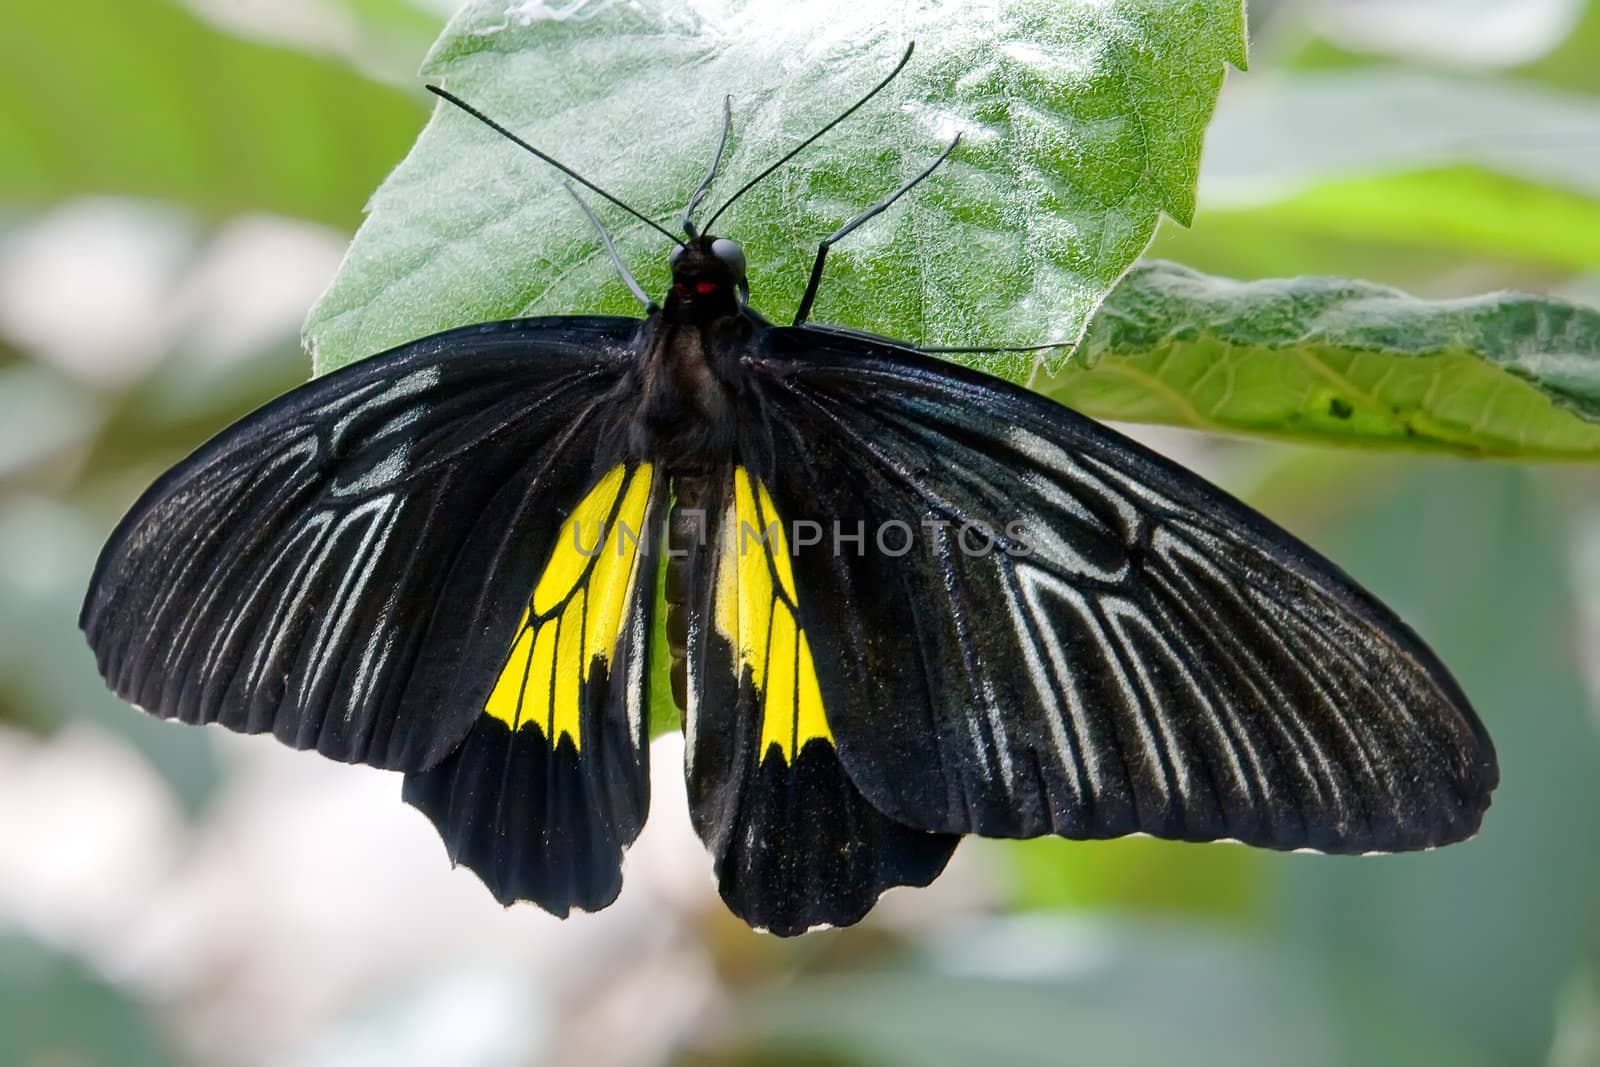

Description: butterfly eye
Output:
[710,238,746,281]
[669,245,687,269]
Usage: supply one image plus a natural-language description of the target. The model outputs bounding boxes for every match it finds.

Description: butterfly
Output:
[81,49,1497,937]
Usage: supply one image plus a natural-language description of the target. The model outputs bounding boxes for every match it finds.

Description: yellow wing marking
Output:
[714,467,831,764]
[531,464,625,615]
[485,463,653,750]
[756,480,797,601]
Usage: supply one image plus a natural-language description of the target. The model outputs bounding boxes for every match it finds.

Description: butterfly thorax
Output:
[628,312,754,465]
[626,236,754,469]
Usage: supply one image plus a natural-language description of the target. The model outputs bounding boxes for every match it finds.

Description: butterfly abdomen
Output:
[664,471,719,710]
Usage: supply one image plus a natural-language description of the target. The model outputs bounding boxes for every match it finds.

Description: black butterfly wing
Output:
[81,316,642,773]
[737,325,1497,854]
[679,470,958,936]
[84,315,669,912]
[402,461,665,914]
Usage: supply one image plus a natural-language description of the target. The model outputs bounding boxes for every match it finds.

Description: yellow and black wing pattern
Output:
[81,317,664,911]
[682,466,958,937]
[403,462,663,914]
[81,303,1500,932]
[740,325,1497,856]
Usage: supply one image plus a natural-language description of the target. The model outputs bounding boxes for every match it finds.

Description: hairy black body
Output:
[623,238,761,707]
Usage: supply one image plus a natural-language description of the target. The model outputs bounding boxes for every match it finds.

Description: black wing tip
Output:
[1424,741,1500,850]
[725,859,951,938]
[1374,699,1500,853]
[711,740,958,938]
[79,573,138,699]
[726,891,868,939]
[437,850,624,917]
[77,587,101,637]
[402,716,634,918]
[476,854,625,917]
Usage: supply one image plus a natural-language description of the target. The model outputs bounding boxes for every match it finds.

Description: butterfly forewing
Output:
[742,325,1498,854]
[80,316,646,769]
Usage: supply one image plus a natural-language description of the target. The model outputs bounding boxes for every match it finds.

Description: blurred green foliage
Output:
[1,0,425,226]
[1,1,1598,1065]
[0,936,171,1066]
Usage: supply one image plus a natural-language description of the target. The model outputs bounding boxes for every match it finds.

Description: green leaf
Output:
[305,0,1247,378]
[1037,261,1600,459]
[0,0,425,227]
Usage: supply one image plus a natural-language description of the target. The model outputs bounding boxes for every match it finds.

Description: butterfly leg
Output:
[791,134,961,325]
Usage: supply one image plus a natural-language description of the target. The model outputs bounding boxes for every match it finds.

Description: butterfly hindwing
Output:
[741,325,1498,854]
[682,466,958,937]
[402,462,664,914]
[81,316,642,772]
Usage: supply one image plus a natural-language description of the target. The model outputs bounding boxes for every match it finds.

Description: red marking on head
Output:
[694,281,719,295]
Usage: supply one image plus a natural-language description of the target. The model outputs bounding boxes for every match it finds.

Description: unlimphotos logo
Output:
[566,514,1036,560]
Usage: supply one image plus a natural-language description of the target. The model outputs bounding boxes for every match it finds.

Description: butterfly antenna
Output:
[793,132,960,326]
[563,183,657,312]
[704,41,915,231]
[427,84,684,247]
[682,96,733,240]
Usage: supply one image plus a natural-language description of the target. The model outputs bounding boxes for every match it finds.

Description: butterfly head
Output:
[667,237,748,320]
